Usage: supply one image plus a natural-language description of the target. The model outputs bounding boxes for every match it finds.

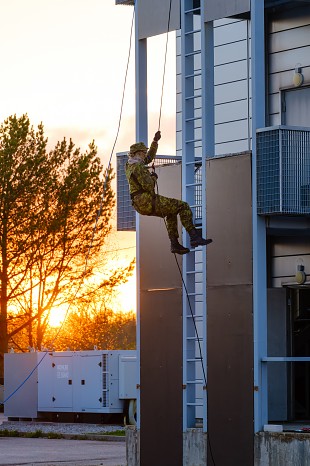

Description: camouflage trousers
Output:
[132,192,194,239]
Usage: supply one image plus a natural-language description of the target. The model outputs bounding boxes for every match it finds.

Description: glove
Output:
[154,131,161,142]
[150,172,158,180]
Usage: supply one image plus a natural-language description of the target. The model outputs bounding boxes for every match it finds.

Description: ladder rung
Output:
[187,402,203,407]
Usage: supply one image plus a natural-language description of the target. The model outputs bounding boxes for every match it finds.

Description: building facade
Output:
[116,0,310,464]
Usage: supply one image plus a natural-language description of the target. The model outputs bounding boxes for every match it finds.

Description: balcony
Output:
[257,126,310,215]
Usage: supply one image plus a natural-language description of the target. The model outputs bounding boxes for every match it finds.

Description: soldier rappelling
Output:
[125,131,212,255]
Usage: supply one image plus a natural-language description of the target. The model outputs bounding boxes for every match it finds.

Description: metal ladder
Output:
[181,0,207,431]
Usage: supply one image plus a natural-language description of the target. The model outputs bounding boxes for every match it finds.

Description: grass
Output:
[102,430,125,436]
[0,429,19,437]
[0,428,125,440]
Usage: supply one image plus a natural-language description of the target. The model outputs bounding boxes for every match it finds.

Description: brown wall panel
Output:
[206,153,253,466]
[139,163,183,466]
[140,289,183,466]
[207,285,254,465]
[206,153,252,287]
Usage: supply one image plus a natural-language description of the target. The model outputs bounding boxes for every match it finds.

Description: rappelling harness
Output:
[129,163,158,215]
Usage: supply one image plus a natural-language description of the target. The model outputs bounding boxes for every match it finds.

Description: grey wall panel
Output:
[214,19,248,46]
[268,7,310,125]
[215,79,249,104]
[269,5,310,33]
[204,0,250,22]
[269,46,310,74]
[215,119,249,143]
[269,113,281,126]
[206,152,252,286]
[206,152,253,465]
[139,163,183,466]
[272,236,310,257]
[269,67,310,93]
[268,93,281,116]
[272,255,310,283]
[270,237,310,286]
[270,25,310,52]
[215,40,248,66]
[215,99,248,124]
[214,60,248,85]
[138,0,180,39]
[215,138,250,155]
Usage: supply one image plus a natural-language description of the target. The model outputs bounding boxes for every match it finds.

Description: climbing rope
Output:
[158,0,173,132]
[153,0,216,461]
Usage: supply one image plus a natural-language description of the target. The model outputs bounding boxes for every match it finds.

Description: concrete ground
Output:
[0,437,126,466]
[0,413,126,466]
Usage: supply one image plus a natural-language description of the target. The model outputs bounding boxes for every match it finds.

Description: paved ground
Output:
[0,413,126,466]
[0,437,126,465]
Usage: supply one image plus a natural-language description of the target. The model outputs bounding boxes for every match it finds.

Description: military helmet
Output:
[129,142,148,154]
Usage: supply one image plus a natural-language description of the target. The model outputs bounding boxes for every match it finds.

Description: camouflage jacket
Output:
[125,141,158,196]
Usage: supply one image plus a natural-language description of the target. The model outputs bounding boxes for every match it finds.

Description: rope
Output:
[85,5,135,271]
[154,180,216,466]
[158,0,173,131]
[1,5,136,407]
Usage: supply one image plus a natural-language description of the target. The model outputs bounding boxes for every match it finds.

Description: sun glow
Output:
[116,273,136,314]
[48,306,68,328]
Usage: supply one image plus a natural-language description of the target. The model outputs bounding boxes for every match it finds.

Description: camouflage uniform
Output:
[125,141,195,239]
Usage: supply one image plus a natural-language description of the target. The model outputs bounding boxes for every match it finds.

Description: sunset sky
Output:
[0,0,176,316]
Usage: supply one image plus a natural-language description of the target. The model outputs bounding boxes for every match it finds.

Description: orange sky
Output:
[0,0,176,315]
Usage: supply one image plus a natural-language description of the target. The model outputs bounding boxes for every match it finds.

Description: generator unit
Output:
[4,350,137,422]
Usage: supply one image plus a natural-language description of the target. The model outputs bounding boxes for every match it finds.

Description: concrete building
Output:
[116,0,310,464]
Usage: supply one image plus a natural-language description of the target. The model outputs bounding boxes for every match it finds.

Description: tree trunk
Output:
[0,221,8,380]
[0,262,8,381]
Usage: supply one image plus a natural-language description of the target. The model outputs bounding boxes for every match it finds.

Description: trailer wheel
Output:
[127,399,137,425]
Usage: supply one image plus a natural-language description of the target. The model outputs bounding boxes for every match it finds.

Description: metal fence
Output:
[116,153,203,231]
[257,126,310,215]
[116,153,181,231]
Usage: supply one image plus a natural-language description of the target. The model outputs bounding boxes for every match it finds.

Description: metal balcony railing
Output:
[257,126,310,215]
[116,153,182,231]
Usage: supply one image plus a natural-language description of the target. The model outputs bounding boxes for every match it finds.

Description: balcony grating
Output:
[257,126,310,215]
[116,153,183,231]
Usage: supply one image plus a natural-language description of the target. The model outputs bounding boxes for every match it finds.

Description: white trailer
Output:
[4,350,137,424]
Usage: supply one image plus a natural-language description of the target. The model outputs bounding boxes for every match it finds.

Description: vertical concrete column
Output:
[251,0,268,433]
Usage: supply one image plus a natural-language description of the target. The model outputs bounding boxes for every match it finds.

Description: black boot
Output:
[189,228,213,248]
[170,237,190,255]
